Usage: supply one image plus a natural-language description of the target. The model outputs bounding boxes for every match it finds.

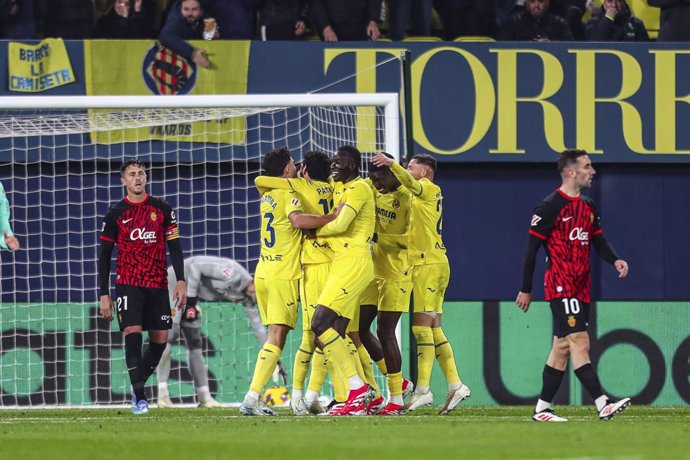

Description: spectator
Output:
[585,0,648,40]
[387,0,432,41]
[202,0,261,39]
[43,0,96,38]
[311,0,382,41]
[647,0,690,41]
[94,0,153,38]
[433,0,497,40]
[498,0,574,40]
[0,0,46,39]
[259,0,309,40]
[159,0,214,68]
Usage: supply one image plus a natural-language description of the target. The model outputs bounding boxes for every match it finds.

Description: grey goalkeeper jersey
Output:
[167,256,253,303]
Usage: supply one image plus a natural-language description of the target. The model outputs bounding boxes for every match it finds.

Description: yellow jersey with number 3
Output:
[255,189,303,280]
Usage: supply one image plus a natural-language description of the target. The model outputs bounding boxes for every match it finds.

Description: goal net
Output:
[0,93,399,407]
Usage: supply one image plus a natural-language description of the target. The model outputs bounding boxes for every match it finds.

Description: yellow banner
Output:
[8,39,75,92]
[83,40,250,144]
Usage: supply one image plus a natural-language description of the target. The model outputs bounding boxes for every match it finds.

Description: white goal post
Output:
[0,93,400,407]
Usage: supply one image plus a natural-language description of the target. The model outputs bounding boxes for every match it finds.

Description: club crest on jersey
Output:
[568,315,576,327]
[392,199,400,208]
[531,214,542,226]
[150,212,157,221]
[142,43,197,95]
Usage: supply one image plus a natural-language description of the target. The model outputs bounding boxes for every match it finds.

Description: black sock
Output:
[125,333,145,401]
[539,365,565,404]
[574,363,605,400]
[141,342,167,383]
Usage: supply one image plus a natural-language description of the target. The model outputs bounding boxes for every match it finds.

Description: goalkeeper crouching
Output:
[157,256,286,407]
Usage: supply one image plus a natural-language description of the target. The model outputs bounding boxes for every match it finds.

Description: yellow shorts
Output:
[318,256,373,320]
[378,278,413,313]
[255,277,299,328]
[359,278,378,306]
[346,303,361,333]
[300,263,331,332]
[412,263,450,314]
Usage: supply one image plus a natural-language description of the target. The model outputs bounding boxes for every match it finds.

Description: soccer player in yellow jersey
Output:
[372,152,471,415]
[254,150,337,415]
[240,148,339,416]
[311,145,376,416]
[362,156,416,415]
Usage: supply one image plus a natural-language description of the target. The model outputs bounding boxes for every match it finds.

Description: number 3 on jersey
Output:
[262,212,276,248]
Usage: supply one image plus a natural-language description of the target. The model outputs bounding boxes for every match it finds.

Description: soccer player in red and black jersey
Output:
[516,149,631,422]
[98,159,187,415]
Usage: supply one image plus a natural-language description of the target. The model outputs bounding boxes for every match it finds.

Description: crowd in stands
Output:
[0,0,688,42]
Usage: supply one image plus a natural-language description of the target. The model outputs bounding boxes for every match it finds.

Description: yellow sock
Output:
[327,357,348,402]
[307,349,327,392]
[357,344,379,393]
[249,343,281,394]
[318,328,357,379]
[433,327,462,386]
[292,333,315,391]
[387,371,403,397]
[346,338,367,382]
[412,326,434,389]
[375,358,388,376]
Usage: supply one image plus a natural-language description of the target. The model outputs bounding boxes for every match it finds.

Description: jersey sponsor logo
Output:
[569,227,589,243]
[531,214,542,226]
[376,206,397,220]
[122,217,133,224]
[130,227,157,244]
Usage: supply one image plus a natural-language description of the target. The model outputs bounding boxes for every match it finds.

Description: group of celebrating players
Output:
[239,146,470,417]
[97,146,632,421]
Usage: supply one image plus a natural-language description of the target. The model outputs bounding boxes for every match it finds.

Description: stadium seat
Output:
[453,36,496,42]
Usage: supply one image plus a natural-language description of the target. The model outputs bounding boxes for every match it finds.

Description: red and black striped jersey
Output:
[529,188,603,303]
[100,194,179,289]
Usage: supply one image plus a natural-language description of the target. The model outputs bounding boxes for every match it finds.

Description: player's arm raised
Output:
[254,176,294,195]
[371,153,423,196]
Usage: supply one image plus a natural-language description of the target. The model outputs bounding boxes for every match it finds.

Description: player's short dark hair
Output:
[410,153,436,173]
[120,159,146,176]
[369,152,394,174]
[337,145,362,171]
[302,150,330,181]
[557,149,588,174]
[263,147,292,177]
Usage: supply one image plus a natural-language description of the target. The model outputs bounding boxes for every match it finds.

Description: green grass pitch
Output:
[1,406,688,460]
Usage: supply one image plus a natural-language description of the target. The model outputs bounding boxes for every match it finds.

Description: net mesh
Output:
[0,99,391,406]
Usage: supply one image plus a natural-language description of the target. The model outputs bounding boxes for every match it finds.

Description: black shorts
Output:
[115,284,173,332]
[549,297,590,338]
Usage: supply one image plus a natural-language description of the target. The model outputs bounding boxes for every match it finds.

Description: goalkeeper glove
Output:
[182,297,200,321]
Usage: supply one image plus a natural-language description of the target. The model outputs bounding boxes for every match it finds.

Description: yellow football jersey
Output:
[373,185,413,280]
[254,189,303,280]
[390,162,448,265]
[319,177,375,258]
[255,176,334,265]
